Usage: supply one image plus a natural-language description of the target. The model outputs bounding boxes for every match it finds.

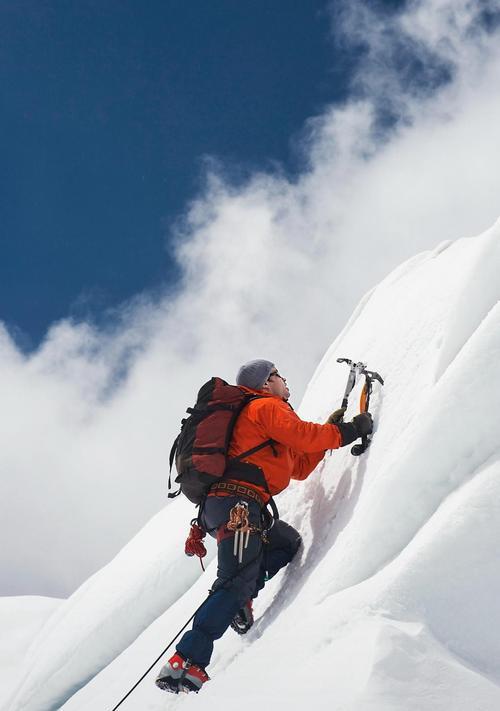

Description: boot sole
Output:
[156,677,203,694]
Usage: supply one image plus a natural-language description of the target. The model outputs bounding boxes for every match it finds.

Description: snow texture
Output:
[3,219,500,710]
[0,597,61,707]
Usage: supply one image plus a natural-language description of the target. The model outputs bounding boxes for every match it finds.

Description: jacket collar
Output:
[238,385,288,404]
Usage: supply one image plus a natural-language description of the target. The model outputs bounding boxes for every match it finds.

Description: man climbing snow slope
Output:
[156,358,373,693]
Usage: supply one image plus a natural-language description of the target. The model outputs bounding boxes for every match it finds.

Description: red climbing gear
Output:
[184,521,207,570]
[226,501,259,563]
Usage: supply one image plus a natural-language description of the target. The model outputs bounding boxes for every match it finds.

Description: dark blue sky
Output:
[0,0,373,348]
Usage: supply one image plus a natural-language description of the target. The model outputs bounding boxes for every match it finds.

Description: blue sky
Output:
[0,0,390,348]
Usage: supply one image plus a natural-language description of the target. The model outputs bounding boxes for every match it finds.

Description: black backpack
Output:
[168,377,275,504]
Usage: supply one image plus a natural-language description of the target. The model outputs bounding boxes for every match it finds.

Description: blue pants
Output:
[176,495,301,668]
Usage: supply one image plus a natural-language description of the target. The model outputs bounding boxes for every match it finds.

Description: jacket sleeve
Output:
[290,450,326,481]
[250,398,343,452]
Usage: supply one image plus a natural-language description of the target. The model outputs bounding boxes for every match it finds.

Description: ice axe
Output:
[336,357,384,456]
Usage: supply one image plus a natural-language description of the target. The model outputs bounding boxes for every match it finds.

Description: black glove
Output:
[352,412,373,437]
[335,412,373,446]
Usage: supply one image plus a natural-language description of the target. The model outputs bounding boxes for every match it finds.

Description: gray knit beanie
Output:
[236,359,275,390]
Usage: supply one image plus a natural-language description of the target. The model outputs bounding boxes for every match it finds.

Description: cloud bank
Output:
[1,0,500,596]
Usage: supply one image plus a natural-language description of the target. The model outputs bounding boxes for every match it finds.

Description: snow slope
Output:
[0,597,61,708]
[5,219,500,710]
[3,497,215,711]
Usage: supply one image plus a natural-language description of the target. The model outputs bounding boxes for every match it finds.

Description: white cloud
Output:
[1,0,500,596]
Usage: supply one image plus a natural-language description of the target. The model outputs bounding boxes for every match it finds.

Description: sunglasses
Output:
[268,370,285,381]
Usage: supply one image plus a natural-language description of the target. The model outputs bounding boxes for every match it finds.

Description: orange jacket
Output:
[224,388,343,501]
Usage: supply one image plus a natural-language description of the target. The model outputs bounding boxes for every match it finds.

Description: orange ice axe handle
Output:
[351,368,384,456]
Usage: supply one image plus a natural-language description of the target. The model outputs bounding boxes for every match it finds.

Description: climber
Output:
[156,359,372,693]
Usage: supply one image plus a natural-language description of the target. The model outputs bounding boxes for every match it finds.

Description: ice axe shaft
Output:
[336,358,366,409]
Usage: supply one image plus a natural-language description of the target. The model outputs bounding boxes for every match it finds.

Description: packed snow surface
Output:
[0,597,61,708]
[4,219,500,710]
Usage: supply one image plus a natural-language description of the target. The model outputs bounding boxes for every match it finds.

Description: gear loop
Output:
[227,500,260,562]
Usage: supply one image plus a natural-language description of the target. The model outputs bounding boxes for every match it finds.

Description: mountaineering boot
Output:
[155,652,209,693]
[230,599,254,634]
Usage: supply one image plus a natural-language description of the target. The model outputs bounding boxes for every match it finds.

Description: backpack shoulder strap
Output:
[230,438,277,462]
[168,433,182,498]
[229,394,279,462]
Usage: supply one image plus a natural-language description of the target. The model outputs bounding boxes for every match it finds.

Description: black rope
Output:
[109,536,265,710]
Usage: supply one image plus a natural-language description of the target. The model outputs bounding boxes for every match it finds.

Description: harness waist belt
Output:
[208,481,266,508]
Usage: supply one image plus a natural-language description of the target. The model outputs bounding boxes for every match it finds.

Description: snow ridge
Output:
[4,220,500,711]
